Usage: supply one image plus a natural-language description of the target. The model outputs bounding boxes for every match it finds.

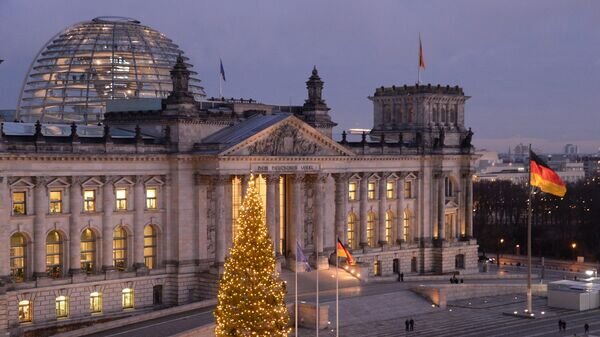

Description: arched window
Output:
[347,212,357,249]
[46,231,63,278]
[385,211,394,243]
[144,225,157,269]
[113,227,127,271]
[10,233,26,282]
[80,229,96,274]
[367,212,376,247]
[403,211,410,242]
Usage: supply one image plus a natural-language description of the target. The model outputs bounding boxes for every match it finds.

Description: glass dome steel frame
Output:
[17,16,205,124]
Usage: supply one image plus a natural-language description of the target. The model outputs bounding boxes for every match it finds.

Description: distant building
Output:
[564,143,578,155]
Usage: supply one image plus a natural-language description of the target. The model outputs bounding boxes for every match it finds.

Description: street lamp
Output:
[571,242,577,261]
[516,244,520,256]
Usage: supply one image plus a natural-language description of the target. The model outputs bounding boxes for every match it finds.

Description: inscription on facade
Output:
[251,164,320,173]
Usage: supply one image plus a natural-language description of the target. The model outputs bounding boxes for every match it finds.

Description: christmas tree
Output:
[214,176,290,336]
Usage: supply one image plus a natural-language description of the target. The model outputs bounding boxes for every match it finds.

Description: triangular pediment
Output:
[405,172,417,180]
[145,176,164,186]
[9,178,34,188]
[445,200,459,209]
[82,177,104,188]
[221,116,355,157]
[114,177,135,186]
[47,178,70,188]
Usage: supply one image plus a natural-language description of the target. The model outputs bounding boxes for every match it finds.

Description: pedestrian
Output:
[400,272,404,282]
[564,321,567,331]
[585,322,589,334]
[558,319,562,332]
[405,319,409,332]
[409,318,414,331]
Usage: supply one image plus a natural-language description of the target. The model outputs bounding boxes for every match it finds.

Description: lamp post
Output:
[571,242,577,261]
[496,238,504,267]
[516,244,520,256]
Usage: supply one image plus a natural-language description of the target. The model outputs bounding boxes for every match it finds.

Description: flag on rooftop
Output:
[219,58,226,82]
[337,239,355,265]
[419,35,425,70]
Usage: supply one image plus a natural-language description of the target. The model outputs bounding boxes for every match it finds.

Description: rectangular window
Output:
[18,300,32,323]
[386,181,394,199]
[122,288,134,309]
[348,182,357,201]
[12,191,26,215]
[83,190,96,212]
[115,189,127,210]
[368,182,376,200]
[49,191,62,214]
[404,181,412,199]
[90,292,102,313]
[55,296,69,318]
[146,187,157,209]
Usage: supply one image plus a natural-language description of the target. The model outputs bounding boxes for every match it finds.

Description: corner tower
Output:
[300,67,336,137]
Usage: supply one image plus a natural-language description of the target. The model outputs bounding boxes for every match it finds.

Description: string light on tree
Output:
[214,175,290,336]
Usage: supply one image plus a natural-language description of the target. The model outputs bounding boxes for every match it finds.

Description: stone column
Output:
[69,177,83,274]
[466,171,474,237]
[333,174,348,244]
[396,174,405,243]
[0,178,10,278]
[133,176,146,269]
[266,174,279,252]
[289,174,305,256]
[240,175,249,199]
[101,177,114,271]
[378,174,388,245]
[312,174,327,267]
[438,173,446,240]
[359,173,369,247]
[214,175,228,266]
[33,177,48,278]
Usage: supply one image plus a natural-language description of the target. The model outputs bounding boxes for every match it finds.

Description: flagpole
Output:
[417,33,421,85]
[295,249,298,337]
[527,144,533,313]
[219,73,222,99]
[336,240,339,337]
[316,252,319,337]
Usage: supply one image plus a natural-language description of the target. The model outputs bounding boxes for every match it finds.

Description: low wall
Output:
[411,284,548,309]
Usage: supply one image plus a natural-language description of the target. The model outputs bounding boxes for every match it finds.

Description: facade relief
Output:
[247,124,335,156]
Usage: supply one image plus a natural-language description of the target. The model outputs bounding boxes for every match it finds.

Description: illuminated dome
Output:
[17,16,205,124]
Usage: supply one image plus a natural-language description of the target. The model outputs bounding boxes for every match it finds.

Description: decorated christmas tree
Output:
[214,176,290,336]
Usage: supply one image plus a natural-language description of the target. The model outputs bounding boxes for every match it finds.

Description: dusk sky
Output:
[1,0,599,152]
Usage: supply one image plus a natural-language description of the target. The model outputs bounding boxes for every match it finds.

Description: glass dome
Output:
[17,16,205,124]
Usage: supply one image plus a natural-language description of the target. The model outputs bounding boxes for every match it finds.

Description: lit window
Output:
[386,181,394,199]
[368,182,376,200]
[403,211,410,241]
[10,233,26,282]
[367,212,376,247]
[348,182,357,201]
[146,187,157,209]
[113,227,127,271]
[80,229,96,273]
[116,189,127,210]
[122,288,134,309]
[55,296,69,318]
[404,181,412,199]
[83,190,96,212]
[18,300,32,323]
[49,191,62,214]
[90,292,102,313]
[347,213,356,249]
[144,225,157,269]
[12,191,26,215]
[385,211,393,243]
[46,231,62,278]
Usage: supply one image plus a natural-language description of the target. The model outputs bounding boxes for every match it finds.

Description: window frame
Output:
[347,212,357,249]
[83,189,96,213]
[46,231,63,278]
[367,181,376,200]
[122,288,134,309]
[385,211,393,243]
[55,295,69,319]
[49,190,63,214]
[386,181,395,199]
[12,191,27,216]
[80,228,96,274]
[348,182,357,201]
[115,188,128,211]
[143,225,157,269]
[145,187,158,210]
[18,300,32,323]
[404,180,413,199]
[367,212,376,247]
[10,233,27,282]
[90,292,102,314]
[113,226,128,271]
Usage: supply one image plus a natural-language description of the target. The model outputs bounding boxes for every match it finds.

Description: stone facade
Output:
[0,58,478,335]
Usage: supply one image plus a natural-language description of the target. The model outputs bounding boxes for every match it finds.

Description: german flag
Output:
[530,150,567,197]
[337,239,355,265]
[419,35,426,69]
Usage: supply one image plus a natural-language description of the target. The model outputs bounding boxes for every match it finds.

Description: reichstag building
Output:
[0,16,478,336]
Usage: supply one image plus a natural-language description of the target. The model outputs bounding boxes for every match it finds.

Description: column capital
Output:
[69,176,83,186]
[135,175,146,185]
[265,174,280,184]
[332,172,351,182]
[291,173,306,183]
[34,176,50,187]
[316,173,329,184]
[103,175,117,185]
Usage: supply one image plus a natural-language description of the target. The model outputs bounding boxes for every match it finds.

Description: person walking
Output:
[409,318,415,331]
[558,319,563,332]
[563,320,567,331]
[405,319,409,332]
[585,322,590,334]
